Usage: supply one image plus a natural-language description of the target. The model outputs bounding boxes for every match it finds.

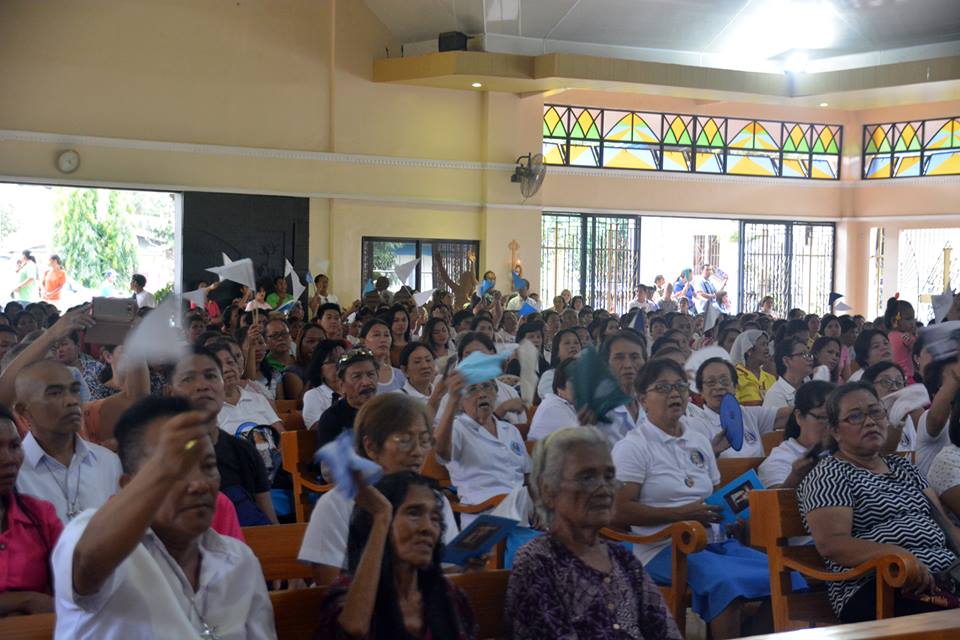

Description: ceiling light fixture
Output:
[819,102,829,107]
[471,82,483,88]
[784,51,810,74]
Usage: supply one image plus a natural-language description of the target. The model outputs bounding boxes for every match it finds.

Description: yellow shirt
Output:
[735,364,776,405]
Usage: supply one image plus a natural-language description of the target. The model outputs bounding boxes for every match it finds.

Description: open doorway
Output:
[0,183,177,309]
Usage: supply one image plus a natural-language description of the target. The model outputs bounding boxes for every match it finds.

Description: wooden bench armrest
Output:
[299,474,335,494]
[782,546,919,587]
[600,521,708,555]
[452,494,508,514]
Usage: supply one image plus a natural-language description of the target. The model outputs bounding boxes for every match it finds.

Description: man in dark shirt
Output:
[166,347,278,525]
[315,348,378,448]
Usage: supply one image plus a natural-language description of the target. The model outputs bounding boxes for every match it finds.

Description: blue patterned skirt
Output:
[646,538,807,622]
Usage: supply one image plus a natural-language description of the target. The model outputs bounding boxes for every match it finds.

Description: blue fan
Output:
[512,271,525,290]
[719,394,744,451]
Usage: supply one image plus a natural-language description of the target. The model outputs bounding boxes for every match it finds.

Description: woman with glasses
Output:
[359,317,407,395]
[763,338,814,409]
[299,393,459,586]
[506,428,682,639]
[730,330,775,405]
[301,340,346,429]
[687,358,791,459]
[435,373,531,527]
[612,359,785,638]
[759,380,834,488]
[797,383,959,623]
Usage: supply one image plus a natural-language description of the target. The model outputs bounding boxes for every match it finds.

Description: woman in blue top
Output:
[673,268,695,311]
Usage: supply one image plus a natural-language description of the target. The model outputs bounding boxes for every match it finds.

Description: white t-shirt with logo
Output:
[684,405,778,458]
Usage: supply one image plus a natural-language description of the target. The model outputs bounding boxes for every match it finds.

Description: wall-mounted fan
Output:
[511,153,546,200]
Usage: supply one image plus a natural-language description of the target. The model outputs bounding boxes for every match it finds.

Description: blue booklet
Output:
[704,469,764,526]
[442,515,518,566]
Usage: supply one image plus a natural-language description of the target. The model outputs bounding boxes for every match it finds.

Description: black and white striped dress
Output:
[797,454,956,617]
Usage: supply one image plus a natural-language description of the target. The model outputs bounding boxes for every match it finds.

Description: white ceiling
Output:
[364,0,960,73]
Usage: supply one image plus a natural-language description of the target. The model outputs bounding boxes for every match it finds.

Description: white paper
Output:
[932,290,955,322]
[834,301,852,312]
[182,288,206,307]
[206,257,256,291]
[221,252,232,265]
[394,258,420,287]
[284,258,295,277]
[413,289,435,307]
[118,296,188,370]
[703,303,720,332]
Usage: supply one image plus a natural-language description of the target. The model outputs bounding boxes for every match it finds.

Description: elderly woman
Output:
[600,331,647,446]
[763,338,813,409]
[537,328,582,400]
[435,370,530,527]
[506,428,682,640]
[758,380,834,488]
[300,393,459,586]
[613,359,792,639]
[686,357,791,458]
[360,317,407,394]
[730,330,775,405]
[797,382,959,623]
[315,472,476,639]
[399,342,445,413]
[0,405,63,616]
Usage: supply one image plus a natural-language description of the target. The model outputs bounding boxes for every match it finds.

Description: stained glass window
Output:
[862,117,960,179]
[543,104,842,180]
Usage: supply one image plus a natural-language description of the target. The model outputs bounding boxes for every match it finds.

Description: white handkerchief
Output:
[413,289,436,307]
[118,296,188,370]
[206,257,256,291]
[395,258,420,287]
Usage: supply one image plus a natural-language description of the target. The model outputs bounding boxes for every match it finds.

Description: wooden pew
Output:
[601,521,708,637]
[739,608,960,639]
[763,430,785,455]
[271,586,326,640]
[718,456,765,485]
[280,429,334,522]
[420,451,508,516]
[0,613,55,640]
[451,569,510,640]
[242,523,312,581]
[749,489,921,632]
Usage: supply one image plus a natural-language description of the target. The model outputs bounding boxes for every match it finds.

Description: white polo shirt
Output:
[528,393,578,441]
[401,380,430,401]
[684,405,778,458]
[17,433,122,524]
[377,367,407,395]
[757,437,808,488]
[52,509,276,639]
[298,487,459,568]
[612,418,720,564]
[217,386,282,437]
[302,384,336,430]
[438,414,531,506]
[537,369,556,400]
[601,403,644,448]
[913,410,951,478]
[762,377,798,409]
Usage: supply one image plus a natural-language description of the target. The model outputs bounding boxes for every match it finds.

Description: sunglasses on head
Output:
[337,347,375,370]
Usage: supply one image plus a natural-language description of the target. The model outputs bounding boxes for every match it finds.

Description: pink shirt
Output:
[889,330,917,383]
[211,492,246,542]
[0,492,63,593]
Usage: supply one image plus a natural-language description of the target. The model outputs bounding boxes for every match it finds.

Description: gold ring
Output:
[185,439,197,451]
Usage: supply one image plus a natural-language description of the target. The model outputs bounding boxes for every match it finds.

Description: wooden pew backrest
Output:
[451,569,510,640]
[0,613,55,640]
[718,456,765,486]
[271,586,326,640]
[243,523,312,581]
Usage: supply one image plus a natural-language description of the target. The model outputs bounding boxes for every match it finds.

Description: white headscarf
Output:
[730,329,764,366]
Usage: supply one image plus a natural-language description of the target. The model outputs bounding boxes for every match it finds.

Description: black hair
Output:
[359,317,390,339]
[577,307,593,319]
[853,329,888,368]
[600,330,646,363]
[317,302,342,317]
[819,314,840,335]
[552,357,575,393]
[115,395,195,474]
[131,273,147,288]
[636,358,686,393]
[469,313,494,331]
[783,319,809,340]
[399,341,436,369]
[421,317,450,354]
[515,321,545,351]
[649,316,667,330]
[811,336,842,382]
[774,337,806,377]
[695,357,737,392]
[0,324,16,337]
[451,309,474,328]
[550,328,581,366]
[195,330,222,348]
[825,382,880,430]
[923,356,958,398]
[650,335,680,356]
[883,297,914,330]
[345,472,460,640]
[839,316,857,334]
[861,361,905,384]
[717,326,741,350]
[306,339,349,388]
[0,404,53,558]
[456,331,496,361]
[784,380,835,440]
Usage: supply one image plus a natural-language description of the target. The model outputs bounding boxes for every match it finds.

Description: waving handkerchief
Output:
[313,431,383,498]
[457,349,512,386]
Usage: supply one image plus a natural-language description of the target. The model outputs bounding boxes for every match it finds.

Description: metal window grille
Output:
[360,237,479,294]
[693,235,720,271]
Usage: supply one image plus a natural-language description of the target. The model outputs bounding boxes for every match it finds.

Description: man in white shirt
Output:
[505,279,540,312]
[14,360,122,523]
[52,395,276,639]
[693,264,722,314]
[130,274,157,309]
[217,385,283,436]
[627,285,658,313]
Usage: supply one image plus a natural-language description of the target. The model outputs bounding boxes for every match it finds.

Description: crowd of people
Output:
[2,258,960,639]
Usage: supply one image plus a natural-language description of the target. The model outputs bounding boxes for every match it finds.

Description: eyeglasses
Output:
[465,381,497,395]
[267,331,290,340]
[390,432,436,452]
[646,381,690,395]
[561,474,621,493]
[875,378,906,391]
[841,406,887,426]
[701,377,732,388]
[788,352,814,361]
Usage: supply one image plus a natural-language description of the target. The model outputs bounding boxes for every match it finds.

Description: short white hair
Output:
[530,427,609,527]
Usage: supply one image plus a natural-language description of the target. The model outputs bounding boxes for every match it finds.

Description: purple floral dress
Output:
[505,533,682,640]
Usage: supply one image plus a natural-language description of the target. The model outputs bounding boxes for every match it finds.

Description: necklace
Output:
[154,541,221,640]
[45,457,81,520]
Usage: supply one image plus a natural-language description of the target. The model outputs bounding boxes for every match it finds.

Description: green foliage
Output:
[154,282,174,303]
[0,201,16,238]
[52,188,139,289]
